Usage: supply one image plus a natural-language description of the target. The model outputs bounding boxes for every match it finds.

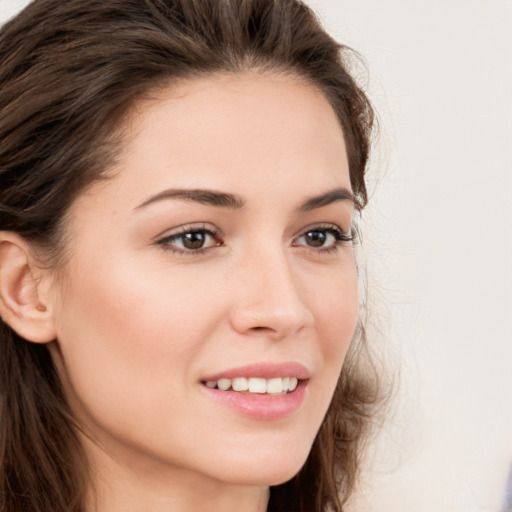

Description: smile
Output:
[203,377,299,394]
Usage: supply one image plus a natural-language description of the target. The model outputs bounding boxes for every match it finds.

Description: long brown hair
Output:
[0,1,379,510]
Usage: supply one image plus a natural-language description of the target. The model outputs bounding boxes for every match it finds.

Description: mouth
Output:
[201,376,299,395]
[199,363,309,420]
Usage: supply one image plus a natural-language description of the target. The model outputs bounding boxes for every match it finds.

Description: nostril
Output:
[249,326,280,334]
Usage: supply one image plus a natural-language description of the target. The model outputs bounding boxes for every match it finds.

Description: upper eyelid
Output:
[154,223,221,241]
[293,222,349,238]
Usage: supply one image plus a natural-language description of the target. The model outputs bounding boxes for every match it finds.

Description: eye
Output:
[156,225,222,254]
[293,225,355,251]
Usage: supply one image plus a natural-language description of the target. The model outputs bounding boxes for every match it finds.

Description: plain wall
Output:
[1,1,511,511]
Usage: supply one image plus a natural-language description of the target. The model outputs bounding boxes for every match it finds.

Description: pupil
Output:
[306,230,326,247]
[183,232,205,249]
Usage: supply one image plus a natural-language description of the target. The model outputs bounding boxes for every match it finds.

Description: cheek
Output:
[305,264,359,413]
[311,265,359,359]
[58,252,217,347]
[51,256,221,430]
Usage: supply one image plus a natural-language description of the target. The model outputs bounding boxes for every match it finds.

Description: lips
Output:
[200,362,310,420]
[204,376,298,394]
[201,361,310,382]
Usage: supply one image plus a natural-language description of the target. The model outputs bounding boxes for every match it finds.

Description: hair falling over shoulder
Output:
[0,1,382,510]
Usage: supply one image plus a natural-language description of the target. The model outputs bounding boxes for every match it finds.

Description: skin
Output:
[39,72,359,511]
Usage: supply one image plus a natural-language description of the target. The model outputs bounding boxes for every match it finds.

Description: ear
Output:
[0,232,57,343]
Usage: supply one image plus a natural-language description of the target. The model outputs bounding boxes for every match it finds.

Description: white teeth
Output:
[266,377,283,394]
[248,377,267,393]
[217,378,231,391]
[232,377,249,391]
[204,376,300,394]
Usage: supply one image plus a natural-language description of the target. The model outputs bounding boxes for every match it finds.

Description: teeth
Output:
[217,378,231,391]
[204,376,300,394]
[266,377,283,394]
[248,377,267,393]
[232,377,249,391]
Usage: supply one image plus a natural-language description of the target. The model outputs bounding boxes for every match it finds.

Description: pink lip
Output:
[201,380,308,421]
[200,362,310,421]
[201,361,310,381]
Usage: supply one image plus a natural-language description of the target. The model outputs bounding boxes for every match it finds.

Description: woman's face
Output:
[47,72,359,489]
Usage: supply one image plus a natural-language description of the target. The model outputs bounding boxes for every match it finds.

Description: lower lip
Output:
[201,380,308,420]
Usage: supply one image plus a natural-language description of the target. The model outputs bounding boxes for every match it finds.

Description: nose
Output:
[228,247,314,340]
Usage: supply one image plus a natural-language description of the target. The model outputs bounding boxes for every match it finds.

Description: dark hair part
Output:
[0,1,378,510]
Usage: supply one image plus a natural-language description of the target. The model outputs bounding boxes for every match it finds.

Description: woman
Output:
[0,0,379,511]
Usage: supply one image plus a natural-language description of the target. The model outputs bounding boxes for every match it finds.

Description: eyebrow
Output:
[135,186,356,212]
[136,188,245,210]
[297,188,357,212]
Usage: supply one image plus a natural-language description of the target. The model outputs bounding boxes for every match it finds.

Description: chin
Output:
[208,445,312,487]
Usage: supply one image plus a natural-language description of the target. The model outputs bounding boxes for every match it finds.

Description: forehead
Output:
[81,72,351,210]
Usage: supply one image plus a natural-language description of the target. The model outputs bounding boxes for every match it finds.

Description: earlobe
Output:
[0,232,57,343]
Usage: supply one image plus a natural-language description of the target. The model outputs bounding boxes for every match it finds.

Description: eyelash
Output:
[156,224,222,255]
[293,224,357,254]
[155,224,356,255]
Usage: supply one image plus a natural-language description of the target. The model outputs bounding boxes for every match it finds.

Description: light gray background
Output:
[2,1,511,510]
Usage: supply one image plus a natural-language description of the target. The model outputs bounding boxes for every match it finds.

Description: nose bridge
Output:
[229,240,313,338]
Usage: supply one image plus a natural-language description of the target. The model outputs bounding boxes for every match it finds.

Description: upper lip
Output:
[201,362,311,382]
